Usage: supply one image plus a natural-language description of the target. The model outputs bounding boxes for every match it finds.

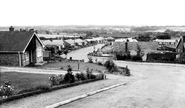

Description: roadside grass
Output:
[41,62,106,72]
[0,72,51,94]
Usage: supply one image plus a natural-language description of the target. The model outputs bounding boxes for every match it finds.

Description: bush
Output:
[131,56,142,61]
[88,57,93,63]
[104,60,119,73]
[49,75,59,86]
[0,82,14,98]
[97,61,103,65]
[75,72,88,81]
[63,72,75,83]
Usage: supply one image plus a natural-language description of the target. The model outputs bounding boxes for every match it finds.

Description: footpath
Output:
[0,66,79,75]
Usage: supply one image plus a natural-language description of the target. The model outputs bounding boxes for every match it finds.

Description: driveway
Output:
[60,61,185,108]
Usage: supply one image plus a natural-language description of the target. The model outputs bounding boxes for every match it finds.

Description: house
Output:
[42,39,68,51]
[112,41,159,61]
[154,39,179,47]
[115,38,138,42]
[74,39,87,46]
[92,37,105,43]
[0,31,44,66]
[65,39,76,46]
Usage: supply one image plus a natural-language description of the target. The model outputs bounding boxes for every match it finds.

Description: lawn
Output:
[0,62,106,94]
[0,72,51,94]
[41,62,106,72]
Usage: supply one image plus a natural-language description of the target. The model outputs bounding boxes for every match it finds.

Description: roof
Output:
[113,42,159,53]
[65,39,75,45]
[43,39,65,46]
[75,39,85,43]
[0,31,42,52]
[106,37,115,40]
[154,39,178,43]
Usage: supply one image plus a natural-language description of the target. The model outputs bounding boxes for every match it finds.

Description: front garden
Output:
[0,63,105,103]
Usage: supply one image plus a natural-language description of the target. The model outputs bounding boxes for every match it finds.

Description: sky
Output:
[0,0,185,26]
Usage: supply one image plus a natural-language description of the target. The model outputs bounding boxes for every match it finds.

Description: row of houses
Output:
[112,36,185,62]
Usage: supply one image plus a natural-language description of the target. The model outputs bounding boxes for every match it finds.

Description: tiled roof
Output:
[0,31,35,52]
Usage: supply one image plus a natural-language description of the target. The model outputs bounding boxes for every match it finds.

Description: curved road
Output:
[61,44,104,62]
[61,61,185,108]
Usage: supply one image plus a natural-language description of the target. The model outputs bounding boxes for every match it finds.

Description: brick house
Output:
[0,31,44,66]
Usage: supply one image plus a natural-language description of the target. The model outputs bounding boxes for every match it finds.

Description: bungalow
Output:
[42,39,68,51]
[74,39,87,46]
[113,41,159,61]
[0,31,44,66]
[154,39,179,47]
[65,39,76,46]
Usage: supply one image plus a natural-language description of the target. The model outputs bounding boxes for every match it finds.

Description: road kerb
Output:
[45,82,128,108]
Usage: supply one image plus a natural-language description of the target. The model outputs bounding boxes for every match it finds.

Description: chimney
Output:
[9,26,14,31]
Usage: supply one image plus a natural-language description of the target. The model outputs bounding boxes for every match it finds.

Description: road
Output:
[60,61,185,108]
[61,44,104,62]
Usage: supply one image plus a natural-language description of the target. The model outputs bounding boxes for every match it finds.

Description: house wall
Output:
[0,53,19,66]
[36,38,43,63]
[176,38,184,61]
[21,51,30,66]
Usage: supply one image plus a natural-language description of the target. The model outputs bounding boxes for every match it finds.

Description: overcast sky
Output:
[0,0,185,26]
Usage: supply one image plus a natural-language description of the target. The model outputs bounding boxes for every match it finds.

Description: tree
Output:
[45,30,50,34]
[137,33,151,41]
[156,33,171,39]
[85,31,93,37]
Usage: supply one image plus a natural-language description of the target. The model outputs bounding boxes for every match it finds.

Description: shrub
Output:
[104,60,119,73]
[75,72,88,81]
[0,82,14,98]
[49,75,59,86]
[131,56,142,61]
[119,66,131,76]
[63,72,75,83]
[97,61,103,65]
[88,57,93,63]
